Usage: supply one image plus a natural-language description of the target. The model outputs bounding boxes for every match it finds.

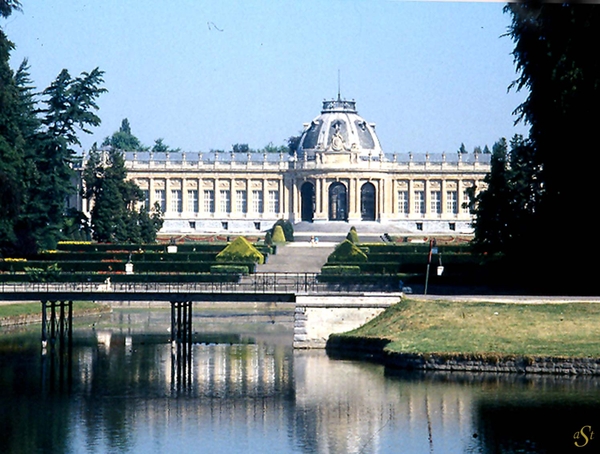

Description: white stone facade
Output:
[115,97,490,235]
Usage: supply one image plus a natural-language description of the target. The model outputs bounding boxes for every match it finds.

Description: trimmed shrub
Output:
[327,240,368,263]
[270,219,294,242]
[321,265,361,275]
[271,225,286,243]
[346,226,359,244]
[210,265,250,274]
[215,237,264,264]
[264,231,273,246]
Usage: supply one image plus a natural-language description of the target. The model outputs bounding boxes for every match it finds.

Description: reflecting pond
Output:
[1,303,600,453]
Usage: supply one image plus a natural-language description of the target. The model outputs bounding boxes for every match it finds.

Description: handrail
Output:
[0,272,400,296]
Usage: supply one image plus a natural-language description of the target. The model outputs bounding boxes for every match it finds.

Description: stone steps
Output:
[258,242,337,273]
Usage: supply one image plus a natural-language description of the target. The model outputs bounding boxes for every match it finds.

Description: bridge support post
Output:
[170,301,193,391]
[41,300,73,354]
[41,300,73,391]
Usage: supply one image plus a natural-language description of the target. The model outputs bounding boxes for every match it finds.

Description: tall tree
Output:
[504,3,600,283]
[0,0,20,18]
[151,137,180,153]
[0,2,106,255]
[0,31,29,254]
[102,118,145,151]
[470,135,538,257]
[18,67,106,252]
[84,148,162,243]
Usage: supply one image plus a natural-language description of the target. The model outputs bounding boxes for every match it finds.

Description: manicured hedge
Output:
[0,272,241,284]
[321,265,362,275]
[210,265,250,275]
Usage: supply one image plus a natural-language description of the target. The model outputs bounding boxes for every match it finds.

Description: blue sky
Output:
[3,0,529,155]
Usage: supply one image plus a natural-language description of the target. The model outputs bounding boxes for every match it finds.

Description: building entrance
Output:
[329,182,347,221]
[361,182,376,221]
[300,182,315,222]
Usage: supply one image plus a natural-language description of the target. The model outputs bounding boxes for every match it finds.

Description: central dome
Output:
[297,96,383,160]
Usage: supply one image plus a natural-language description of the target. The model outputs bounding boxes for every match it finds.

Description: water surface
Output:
[0,305,599,453]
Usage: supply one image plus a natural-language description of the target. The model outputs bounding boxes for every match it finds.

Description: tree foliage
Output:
[471,4,600,289]
[469,136,539,256]
[506,4,600,261]
[83,148,163,243]
[102,118,145,151]
[0,12,106,255]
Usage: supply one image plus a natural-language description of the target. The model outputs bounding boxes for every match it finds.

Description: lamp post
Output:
[424,238,437,295]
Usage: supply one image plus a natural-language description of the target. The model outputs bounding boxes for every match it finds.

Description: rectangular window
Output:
[398,190,408,214]
[462,189,471,213]
[204,190,215,213]
[236,190,247,213]
[414,191,425,214]
[430,190,441,214]
[171,189,182,213]
[187,189,199,213]
[268,190,280,213]
[252,190,264,213]
[220,189,231,213]
[155,189,166,212]
[446,190,458,214]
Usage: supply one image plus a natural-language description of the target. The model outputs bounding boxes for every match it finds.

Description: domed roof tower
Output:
[297,95,383,160]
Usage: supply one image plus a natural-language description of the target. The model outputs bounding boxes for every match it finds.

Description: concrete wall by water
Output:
[293,294,401,349]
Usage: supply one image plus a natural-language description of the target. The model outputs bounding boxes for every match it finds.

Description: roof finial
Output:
[337,69,341,101]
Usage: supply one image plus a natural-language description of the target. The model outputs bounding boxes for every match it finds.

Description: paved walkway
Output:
[258,242,337,273]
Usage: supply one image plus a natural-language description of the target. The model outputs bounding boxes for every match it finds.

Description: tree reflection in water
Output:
[1,309,600,453]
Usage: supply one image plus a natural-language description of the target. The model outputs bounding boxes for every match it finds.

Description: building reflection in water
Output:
[16,319,600,453]
[293,351,477,453]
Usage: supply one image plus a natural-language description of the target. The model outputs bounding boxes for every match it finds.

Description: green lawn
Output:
[0,302,108,320]
[342,298,600,358]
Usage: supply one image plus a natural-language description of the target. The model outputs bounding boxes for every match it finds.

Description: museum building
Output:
[120,96,490,235]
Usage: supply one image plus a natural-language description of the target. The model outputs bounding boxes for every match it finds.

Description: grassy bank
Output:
[0,302,110,325]
[335,298,600,358]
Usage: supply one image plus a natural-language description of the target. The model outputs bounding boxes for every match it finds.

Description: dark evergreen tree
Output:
[84,148,162,243]
[287,135,301,156]
[0,32,29,255]
[0,3,106,255]
[470,136,538,256]
[232,143,250,153]
[102,118,146,151]
[19,67,106,252]
[503,3,600,286]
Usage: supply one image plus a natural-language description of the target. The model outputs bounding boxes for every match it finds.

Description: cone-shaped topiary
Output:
[346,226,359,243]
[216,236,264,264]
[327,239,368,263]
[271,219,294,241]
[271,225,286,243]
[264,231,273,246]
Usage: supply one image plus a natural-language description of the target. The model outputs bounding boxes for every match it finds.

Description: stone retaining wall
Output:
[326,335,600,375]
[385,352,600,375]
[293,295,400,349]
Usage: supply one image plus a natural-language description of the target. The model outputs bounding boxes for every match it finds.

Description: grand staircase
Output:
[257,242,336,273]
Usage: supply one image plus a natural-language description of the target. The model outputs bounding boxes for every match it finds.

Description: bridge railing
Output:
[0,272,401,295]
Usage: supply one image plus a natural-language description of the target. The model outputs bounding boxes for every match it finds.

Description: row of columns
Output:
[290,177,478,222]
[140,177,287,217]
